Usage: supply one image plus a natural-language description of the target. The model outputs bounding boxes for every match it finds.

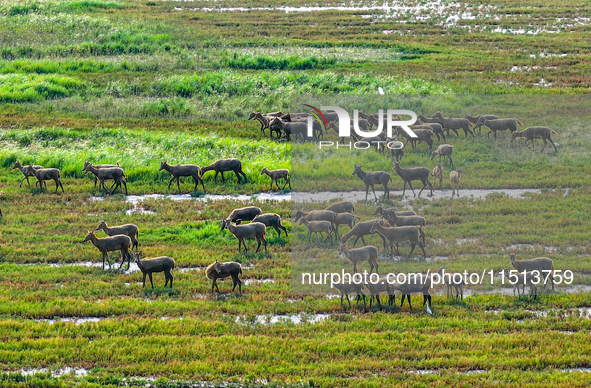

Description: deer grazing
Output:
[352,164,392,201]
[12,160,43,187]
[221,219,267,253]
[96,220,139,250]
[83,161,120,188]
[225,206,263,223]
[200,158,247,184]
[511,126,558,153]
[261,167,291,190]
[159,161,205,193]
[392,161,433,198]
[252,213,288,237]
[83,163,127,195]
[82,230,133,270]
[133,252,175,289]
[206,259,243,293]
[450,168,463,197]
[28,165,65,193]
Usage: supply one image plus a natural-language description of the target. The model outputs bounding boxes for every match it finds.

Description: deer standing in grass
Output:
[82,230,133,270]
[13,160,43,188]
[159,160,205,193]
[201,158,247,184]
[133,252,175,289]
[96,220,139,250]
[83,161,120,188]
[393,161,433,198]
[221,219,267,253]
[352,164,392,201]
[431,163,443,190]
[83,163,127,195]
[28,165,64,193]
[509,252,554,290]
[450,168,463,198]
[206,260,243,293]
[261,167,291,190]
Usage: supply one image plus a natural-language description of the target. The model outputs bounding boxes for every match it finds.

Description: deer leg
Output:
[177,177,181,192]
[256,236,262,253]
[365,185,369,201]
[168,177,175,189]
[400,294,406,309]
[401,181,407,197]
[408,181,417,198]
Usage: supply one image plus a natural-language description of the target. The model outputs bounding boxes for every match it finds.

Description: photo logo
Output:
[304,105,418,139]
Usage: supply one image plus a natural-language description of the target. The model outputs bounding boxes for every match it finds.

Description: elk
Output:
[433,112,474,137]
[338,243,378,274]
[133,252,174,289]
[352,164,392,201]
[393,161,433,198]
[261,167,291,190]
[431,144,454,166]
[333,281,366,308]
[450,168,463,198]
[369,221,426,259]
[206,259,243,293]
[201,158,247,184]
[501,267,538,297]
[96,220,139,250]
[365,276,395,309]
[28,165,64,193]
[373,205,416,218]
[334,212,360,238]
[12,160,43,187]
[340,220,388,251]
[382,212,426,234]
[397,127,433,150]
[476,118,524,139]
[390,273,432,313]
[325,201,355,214]
[465,114,499,134]
[294,209,337,238]
[414,123,446,142]
[221,219,267,253]
[511,126,558,153]
[83,163,127,195]
[418,113,454,135]
[298,218,334,245]
[248,111,282,136]
[252,213,288,237]
[82,230,133,270]
[437,266,464,300]
[431,163,443,190]
[159,161,205,193]
[225,206,262,223]
[509,252,554,290]
[83,161,119,188]
[270,117,307,141]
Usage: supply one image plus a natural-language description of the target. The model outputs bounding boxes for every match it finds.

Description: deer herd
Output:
[2,109,560,312]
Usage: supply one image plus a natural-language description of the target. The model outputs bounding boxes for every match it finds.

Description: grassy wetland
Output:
[1,0,591,387]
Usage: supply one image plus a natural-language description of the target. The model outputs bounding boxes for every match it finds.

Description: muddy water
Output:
[34,317,105,325]
[237,313,331,325]
[292,188,541,204]
[92,192,291,204]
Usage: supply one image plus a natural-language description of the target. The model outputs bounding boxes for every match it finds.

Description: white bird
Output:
[563,188,569,198]
[378,87,385,95]
[426,302,433,315]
